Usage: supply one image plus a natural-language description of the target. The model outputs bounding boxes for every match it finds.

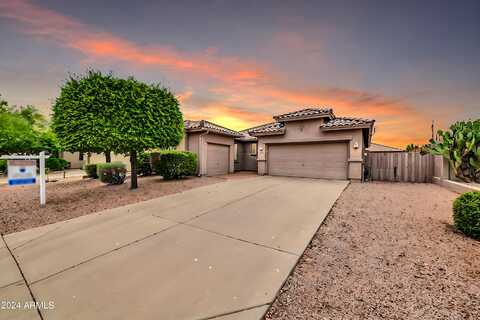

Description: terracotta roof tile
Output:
[273,108,333,121]
[247,122,285,136]
[184,120,242,137]
[321,117,374,129]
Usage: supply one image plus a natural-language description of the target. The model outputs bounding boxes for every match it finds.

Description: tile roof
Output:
[184,120,242,137]
[321,117,374,129]
[247,122,285,136]
[273,108,333,122]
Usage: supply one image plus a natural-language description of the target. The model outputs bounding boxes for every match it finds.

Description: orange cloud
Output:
[0,0,434,148]
[0,0,265,85]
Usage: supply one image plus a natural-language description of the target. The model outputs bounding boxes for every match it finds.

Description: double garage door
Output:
[268,142,348,180]
[206,143,229,176]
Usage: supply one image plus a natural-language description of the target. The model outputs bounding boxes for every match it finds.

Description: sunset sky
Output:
[0,0,478,147]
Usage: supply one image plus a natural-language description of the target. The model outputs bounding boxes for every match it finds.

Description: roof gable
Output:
[273,108,334,122]
[184,120,242,137]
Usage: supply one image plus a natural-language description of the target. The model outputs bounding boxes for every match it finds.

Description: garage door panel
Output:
[207,143,229,176]
[268,143,348,179]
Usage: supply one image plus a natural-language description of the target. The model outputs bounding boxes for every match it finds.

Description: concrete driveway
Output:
[0,176,348,320]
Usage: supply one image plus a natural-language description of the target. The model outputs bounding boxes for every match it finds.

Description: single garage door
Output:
[268,142,348,179]
[207,143,229,176]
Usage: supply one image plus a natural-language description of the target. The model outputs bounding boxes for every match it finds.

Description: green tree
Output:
[0,94,8,113]
[0,112,39,154]
[52,71,184,189]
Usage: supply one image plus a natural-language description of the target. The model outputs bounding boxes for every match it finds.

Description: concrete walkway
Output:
[0,176,348,320]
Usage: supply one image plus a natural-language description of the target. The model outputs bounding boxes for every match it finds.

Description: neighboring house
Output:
[181,120,242,176]
[366,143,402,152]
[244,108,375,181]
[60,151,131,170]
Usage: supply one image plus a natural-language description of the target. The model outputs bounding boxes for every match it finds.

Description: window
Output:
[249,143,257,155]
[234,144,238,161]
[79,153,84,161]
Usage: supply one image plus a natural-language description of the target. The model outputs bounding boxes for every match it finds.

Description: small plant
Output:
[453,191,480,240]
[138,152,153,176]
[45,157,68,171]
[154,150,197,180]
[426,120,480,182]
[84,164,98,178]
[97,162,127,185]
[0,159,7,174]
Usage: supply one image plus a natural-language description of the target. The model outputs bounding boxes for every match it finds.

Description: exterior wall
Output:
[256,118,365,180]
[234,142,258,171]
[60,152,130,170]
[367,143,402,152]
[60,152,84,169]
[185,132,235,175]
[176,135,186,151]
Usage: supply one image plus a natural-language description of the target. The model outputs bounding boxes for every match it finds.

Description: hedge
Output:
[153,150,197,180]
[84,164,98,178]
[0,160,6,174]
[453,191,480,240]
[45,157,68,171]
[97,162,127,185]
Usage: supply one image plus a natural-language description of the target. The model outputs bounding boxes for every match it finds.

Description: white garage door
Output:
[207,143,229,176]
[268,142,348,179]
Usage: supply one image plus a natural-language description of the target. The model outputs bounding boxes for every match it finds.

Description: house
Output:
[366,143,402,152]
[243,108,375,180]
[184,107,375,181]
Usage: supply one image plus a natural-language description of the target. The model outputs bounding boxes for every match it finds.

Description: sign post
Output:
[1,152,49,207]
[39,151,46,207]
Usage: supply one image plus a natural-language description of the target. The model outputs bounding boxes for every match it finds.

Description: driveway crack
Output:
[1,234,44,320]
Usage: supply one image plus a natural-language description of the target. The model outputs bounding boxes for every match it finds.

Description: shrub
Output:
[138,152,152,176]
[0,159,6,174]
[46,157,68,171]
[97,162,127,185]
[84,164,98,178]
[453,191,480,240]
[154,150,197,180]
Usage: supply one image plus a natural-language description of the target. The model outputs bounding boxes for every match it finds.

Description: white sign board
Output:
[8,160,36,186]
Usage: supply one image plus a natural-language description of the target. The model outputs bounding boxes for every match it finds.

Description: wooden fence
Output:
[366,151,434,183]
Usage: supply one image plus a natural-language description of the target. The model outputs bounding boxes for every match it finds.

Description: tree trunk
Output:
[105,151,111,163]
[130,150,138,189]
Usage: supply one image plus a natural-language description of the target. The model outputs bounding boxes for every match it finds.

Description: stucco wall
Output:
[256,118,365,180]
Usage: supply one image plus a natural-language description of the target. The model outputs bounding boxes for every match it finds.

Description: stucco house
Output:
[63,107,374,180]
[182,107,375,181]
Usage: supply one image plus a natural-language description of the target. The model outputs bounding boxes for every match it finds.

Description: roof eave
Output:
[249,129,286,137]
[274,113,333,122]
[320,124,373,131]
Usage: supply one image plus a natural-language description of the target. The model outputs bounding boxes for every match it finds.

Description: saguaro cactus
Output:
[426,120,480,183]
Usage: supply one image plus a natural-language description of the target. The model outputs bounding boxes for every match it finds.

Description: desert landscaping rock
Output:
[266,182,480,320]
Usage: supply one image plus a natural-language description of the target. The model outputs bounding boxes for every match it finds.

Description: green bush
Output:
[138,152,152,176]
[453,191,480,240]
[0,159,6,174]
[84,164,98,178]
[153,151,197,180]
[97,162,127,185]
[46,157,68,171]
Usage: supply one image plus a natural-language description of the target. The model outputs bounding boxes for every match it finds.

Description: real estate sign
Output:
[8,160,36,185]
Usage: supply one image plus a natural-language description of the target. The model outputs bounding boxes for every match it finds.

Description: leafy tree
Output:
[52,71,184,189]
[10,105,48,130]
[405,144,420,152]
[0,94,8,113]
[426,120,480,182]
[0,112,39,154]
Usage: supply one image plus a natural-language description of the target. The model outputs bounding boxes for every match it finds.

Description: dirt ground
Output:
[0,172,255,235]
[266,182,480,320]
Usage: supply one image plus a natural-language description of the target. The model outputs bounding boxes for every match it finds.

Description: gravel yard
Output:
[0,173,254,235]
[266,182,480,320]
